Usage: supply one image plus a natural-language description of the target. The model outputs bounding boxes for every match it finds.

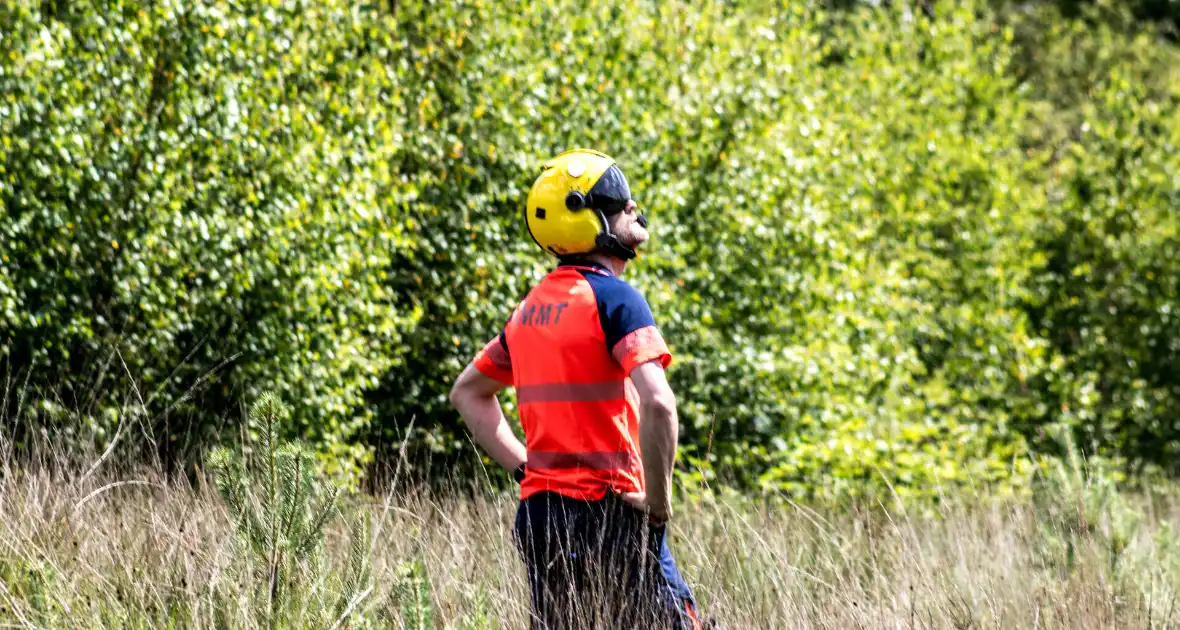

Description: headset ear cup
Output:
[565,191,586,210]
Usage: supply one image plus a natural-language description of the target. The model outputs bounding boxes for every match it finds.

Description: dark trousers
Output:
[513,491,702,630]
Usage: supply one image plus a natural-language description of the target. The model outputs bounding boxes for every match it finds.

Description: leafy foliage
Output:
[2,0,1179,498]
[0,0,421,479]
[1014,5,1180,472]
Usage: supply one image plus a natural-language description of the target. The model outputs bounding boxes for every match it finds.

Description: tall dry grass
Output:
[2,443,1180,629]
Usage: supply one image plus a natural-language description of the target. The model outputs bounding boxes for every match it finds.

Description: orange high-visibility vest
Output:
[473,259,672,501]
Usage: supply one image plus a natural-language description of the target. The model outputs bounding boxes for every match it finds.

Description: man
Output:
[449,149,705,629]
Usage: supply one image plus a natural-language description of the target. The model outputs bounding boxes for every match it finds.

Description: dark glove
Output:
[512,464,526,484]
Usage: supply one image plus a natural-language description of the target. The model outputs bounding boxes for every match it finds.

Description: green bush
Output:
[357,0,1050,499]
[3,0,1179,498]
[1018,8,1180,472]
[0,0,424,480]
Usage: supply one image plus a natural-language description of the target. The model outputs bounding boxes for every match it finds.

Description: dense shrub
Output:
[1017,9,1180,472]
[2,0,1178,497]
[0,0,424,479]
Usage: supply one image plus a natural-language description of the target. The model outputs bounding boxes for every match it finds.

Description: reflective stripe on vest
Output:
[516,380,625,404]
[526,450,639,470]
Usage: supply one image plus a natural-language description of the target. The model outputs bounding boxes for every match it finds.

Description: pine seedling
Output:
[207,392,343,627]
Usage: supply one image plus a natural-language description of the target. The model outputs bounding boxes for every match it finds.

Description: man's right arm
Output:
[630,360,679,523]
[449,360,526,472]
[449,334,526,473]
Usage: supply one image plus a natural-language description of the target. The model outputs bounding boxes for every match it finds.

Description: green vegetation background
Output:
[2,0,1178,500]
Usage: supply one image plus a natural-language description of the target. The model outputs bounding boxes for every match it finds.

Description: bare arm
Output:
[449,362,526,471]
[630,360,679,523]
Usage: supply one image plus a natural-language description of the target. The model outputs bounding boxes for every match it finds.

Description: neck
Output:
[584,252,626,277]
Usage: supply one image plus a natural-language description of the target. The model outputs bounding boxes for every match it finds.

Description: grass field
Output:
[2,445,1180,629]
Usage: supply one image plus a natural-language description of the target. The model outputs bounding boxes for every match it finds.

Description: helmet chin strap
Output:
[592,209,643,261]
[595,232,637,261]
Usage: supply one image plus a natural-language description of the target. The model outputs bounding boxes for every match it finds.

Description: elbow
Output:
[450,385,480,434]
[644,392,678,422]
[450,377,492,430]
[449,377,468,412]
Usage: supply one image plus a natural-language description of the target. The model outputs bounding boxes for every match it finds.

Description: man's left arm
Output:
[449,339,526,473]
[629,360,678,523]
[602,284,677,522]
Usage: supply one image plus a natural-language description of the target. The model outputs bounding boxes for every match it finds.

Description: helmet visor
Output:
[589,165,631,216]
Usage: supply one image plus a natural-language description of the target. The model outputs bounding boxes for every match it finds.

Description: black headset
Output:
[561,168,647,260]
[563,191,647,261]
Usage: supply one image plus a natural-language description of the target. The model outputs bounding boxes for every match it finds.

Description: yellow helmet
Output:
[525,149,645,260]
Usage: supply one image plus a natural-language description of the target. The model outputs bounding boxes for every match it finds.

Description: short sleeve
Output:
[473,334,513,385]
[582,272,673,373]
[612,325,672,374]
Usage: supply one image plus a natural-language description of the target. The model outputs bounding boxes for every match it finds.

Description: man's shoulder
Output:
[577,270,648,310]
[578,272,658,349]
